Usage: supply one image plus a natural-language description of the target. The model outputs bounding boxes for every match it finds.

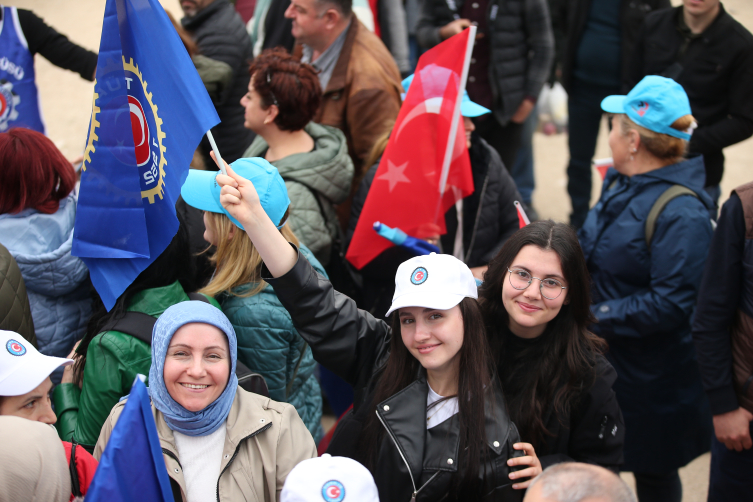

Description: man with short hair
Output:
[285,0,403,226]
[181,0,255,164]
[524,463,637,502]
[627,0,753,209]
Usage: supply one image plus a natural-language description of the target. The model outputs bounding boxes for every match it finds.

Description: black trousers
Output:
[566,79,620,229]
[474,114,524,173]
[633,470,682,502]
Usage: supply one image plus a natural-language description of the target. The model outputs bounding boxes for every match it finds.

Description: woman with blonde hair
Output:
[578,76,714,502]
[181,157,324,442]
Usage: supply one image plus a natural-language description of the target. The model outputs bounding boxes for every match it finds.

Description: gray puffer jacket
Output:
[243,122,354,266]
[0,194,91,377]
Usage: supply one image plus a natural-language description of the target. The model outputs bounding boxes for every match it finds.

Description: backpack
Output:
[101,293,270,397]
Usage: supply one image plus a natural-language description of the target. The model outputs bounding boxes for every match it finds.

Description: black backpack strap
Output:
[187,293,210,304]
[69,440,82,497]
[102,312,157,345]
[645,185,698,247]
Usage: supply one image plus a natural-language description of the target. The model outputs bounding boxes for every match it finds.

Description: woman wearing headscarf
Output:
[578,76,714,502]
[94,301,316,502]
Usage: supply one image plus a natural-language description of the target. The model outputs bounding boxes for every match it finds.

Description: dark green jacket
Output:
[53,282,219,450]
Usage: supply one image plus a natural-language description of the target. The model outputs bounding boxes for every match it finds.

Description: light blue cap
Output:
[181,158,290,230]
[401,74,490,118]
[601,75,692,140]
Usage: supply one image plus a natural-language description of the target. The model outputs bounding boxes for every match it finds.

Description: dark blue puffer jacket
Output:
[578,154,714,472]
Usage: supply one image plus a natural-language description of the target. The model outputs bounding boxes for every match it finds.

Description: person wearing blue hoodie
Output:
[0,129,91,383]
[578,76,713,502]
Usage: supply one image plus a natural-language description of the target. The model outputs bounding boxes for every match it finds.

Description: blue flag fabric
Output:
[86,376,174,502]
[72,0,219,309]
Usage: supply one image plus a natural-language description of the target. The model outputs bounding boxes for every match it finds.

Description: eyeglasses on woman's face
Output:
[506,268,567,300]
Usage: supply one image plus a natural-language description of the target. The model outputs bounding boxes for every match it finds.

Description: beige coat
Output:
[94,388,317,502]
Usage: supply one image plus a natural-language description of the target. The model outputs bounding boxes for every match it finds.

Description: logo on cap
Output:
[410,267,429,285]
[321,480,345,501]
[633,101,649,117]
[6,339,26,356]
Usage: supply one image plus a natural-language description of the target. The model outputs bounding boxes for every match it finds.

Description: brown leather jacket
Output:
[0,243,35,347]
[297,19,402,226]
[95,388,317,502]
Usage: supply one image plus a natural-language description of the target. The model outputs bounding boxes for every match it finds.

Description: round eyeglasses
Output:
[507,268,567,300]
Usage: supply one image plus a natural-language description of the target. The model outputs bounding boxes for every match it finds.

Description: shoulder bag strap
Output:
[645,185,698,247]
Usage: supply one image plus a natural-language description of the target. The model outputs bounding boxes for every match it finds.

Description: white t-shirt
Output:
[426,385,459,429]
[173,422,227,502]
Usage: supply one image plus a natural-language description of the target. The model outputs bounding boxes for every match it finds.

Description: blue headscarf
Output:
[149,301,238,436]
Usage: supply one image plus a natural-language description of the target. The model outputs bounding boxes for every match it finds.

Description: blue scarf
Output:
[149,301,238,436]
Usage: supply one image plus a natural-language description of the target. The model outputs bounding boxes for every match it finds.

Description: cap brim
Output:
[461,101,491,117]
[0,356,73,396]
[601,95,626,114]
[180,170,225,214]
[385,292,468,317]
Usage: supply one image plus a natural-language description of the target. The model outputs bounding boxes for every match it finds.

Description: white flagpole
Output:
[438,25,476,197]
[206,130,227,175]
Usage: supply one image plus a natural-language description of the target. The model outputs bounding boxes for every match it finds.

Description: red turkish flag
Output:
[346,29,475,269]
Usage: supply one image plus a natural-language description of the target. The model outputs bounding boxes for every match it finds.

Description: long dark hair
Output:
[478,220,605,449]
[72,213,196,385]
[361,297,494,497]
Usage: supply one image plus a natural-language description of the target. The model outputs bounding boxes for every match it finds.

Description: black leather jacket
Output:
[264,247,524,501]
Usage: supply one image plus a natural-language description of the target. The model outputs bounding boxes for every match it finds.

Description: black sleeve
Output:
[540,356,625,472]
[691,193,745,415]
[17,9,97,81]
[481,147,523,265]
[623,17,648,93]
[263,244,391,394]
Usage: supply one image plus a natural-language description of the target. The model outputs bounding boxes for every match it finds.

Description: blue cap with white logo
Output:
[181,158,291,230]
[401,74,491,118]
[601,75,693,140]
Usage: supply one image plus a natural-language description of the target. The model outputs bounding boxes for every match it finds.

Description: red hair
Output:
[248,48,321,131]
[0,128,76,215]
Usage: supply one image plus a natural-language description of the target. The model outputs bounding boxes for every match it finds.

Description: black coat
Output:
[626,5,753,187]
[264,249,524,502]
[560,0,671,93]
[182,0,255,163]
[496,326,625,472]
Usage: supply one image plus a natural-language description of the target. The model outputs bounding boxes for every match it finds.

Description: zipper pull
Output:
[598,415,608,439]
[411,491,417,502]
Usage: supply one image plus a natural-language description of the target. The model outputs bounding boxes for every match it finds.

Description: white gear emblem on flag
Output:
[0,79,21,131]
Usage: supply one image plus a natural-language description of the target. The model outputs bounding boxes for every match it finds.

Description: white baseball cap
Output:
[281,454,379,502]
[385,253,478,316]
[0,330,73,396]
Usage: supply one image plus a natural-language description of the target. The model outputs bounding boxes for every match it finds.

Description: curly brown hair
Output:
[248,48,322,131]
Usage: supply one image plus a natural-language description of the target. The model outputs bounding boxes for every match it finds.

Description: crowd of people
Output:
[1,0,752,501]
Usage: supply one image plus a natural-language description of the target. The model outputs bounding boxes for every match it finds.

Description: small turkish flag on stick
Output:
[594,157,613,181]
[515,201,530,228]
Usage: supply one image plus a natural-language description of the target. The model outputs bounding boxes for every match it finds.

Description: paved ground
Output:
[16,0,753,499]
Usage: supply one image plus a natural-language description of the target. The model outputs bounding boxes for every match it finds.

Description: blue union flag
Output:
[72,0,219,309]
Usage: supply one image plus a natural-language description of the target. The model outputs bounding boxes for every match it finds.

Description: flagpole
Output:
[206,130,227,175]
[438,25,476,197]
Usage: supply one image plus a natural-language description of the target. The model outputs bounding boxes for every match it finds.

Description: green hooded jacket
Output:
[52,281,220,451]
[243,122,354,266]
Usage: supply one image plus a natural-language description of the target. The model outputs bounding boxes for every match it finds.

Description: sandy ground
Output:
[13,0,753,499]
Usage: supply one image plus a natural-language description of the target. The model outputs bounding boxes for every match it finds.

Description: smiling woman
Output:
[94,301,317,502]
[479,220,625,473]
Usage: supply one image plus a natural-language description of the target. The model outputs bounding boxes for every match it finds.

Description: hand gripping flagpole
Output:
[438,25,476,198]
[206,130,227,175]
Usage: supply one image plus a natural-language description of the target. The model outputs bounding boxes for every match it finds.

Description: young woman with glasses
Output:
[478,220,625,472]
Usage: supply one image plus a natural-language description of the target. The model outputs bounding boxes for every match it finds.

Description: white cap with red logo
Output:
[0,330,73,396]
[386,252,478,316]
[280,454,379,502]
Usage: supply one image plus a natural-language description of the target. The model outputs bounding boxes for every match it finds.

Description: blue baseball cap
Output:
[401,74,490,118]
[181,158,290,230]
[601,76,693,140]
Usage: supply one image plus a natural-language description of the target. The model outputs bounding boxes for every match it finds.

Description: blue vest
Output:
[0,7,44,133]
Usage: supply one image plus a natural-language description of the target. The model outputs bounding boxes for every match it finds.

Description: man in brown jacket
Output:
[286,0,402,226]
